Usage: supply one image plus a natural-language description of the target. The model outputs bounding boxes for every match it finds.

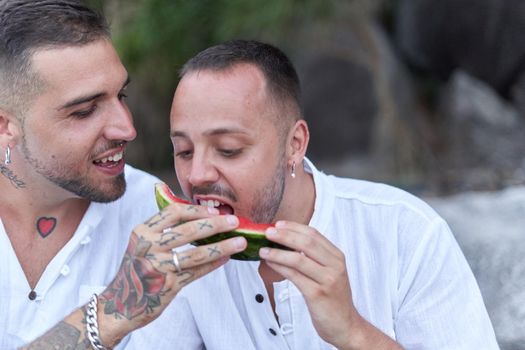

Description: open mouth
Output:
[198,198,234,215]
[93,151,123,167]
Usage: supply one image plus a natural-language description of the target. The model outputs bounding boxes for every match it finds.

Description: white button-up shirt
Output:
[0,165,159,349]
[127,159,499,349]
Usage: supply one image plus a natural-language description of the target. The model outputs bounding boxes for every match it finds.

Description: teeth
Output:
[198,199,222,208]
[95,151,123,164]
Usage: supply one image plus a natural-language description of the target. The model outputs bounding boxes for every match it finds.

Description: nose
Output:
[103,99,137,142]
[187,153,219,187]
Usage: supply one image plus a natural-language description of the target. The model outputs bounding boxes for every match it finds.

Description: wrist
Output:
[95,295,130,348]
[339,314,402,350]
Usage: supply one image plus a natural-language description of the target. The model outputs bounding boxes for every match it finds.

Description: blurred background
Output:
[90,1,525,348]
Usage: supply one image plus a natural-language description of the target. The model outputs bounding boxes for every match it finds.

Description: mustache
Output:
[192,184,237,203]
[91,141,127,159]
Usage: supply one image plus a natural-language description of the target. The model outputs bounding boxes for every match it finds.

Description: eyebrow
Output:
[170,127,248,138]
[58,76,131,110]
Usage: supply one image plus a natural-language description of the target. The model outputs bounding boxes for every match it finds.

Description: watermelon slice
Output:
[154,182,290,260]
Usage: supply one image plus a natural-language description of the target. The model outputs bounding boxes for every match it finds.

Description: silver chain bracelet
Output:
[86,293,109,350]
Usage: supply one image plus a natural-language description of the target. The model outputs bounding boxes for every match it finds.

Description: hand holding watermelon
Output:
[155,182,291,260]
[94,190,247,345]
[259,221,369,349]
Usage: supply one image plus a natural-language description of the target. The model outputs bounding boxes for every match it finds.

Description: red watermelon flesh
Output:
[154,182,290,260]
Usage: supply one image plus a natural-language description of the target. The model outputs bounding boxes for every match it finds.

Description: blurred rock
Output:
[437,70,525,192]
[427,186,525,350]
[291,18,429,184]
[395,0,525,94]
[511,72,525,117]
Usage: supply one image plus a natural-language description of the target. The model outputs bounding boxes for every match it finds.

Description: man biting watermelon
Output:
[126,40,499,349]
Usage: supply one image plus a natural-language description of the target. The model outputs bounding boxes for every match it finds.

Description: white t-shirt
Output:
[0,165,160,349]
[127,159,499,350]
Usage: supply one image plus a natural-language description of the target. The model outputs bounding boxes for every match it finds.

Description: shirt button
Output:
[80,236,91,245]
[255,294,264,303]
[269,328,277,336]
[60,265,70,276]
[28,290,37,301]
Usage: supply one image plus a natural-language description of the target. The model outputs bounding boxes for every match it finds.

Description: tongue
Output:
[218,204,234,215]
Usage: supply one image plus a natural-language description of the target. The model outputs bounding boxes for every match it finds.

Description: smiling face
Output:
[16,39,135,202]
[170,64,291,223]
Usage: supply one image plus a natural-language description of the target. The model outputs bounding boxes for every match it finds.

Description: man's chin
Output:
[61,174,127,203]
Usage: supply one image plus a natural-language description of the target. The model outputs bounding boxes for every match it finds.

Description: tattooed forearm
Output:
[0,164,26,189]
[23,321,91,350]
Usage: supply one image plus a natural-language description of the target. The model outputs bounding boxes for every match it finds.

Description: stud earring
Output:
[4,145,11,165]
[291,161,296,179]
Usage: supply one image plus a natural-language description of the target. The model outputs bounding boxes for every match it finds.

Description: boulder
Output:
[395,0,525,94]
[437,70,525,192]
[291,18,428,184]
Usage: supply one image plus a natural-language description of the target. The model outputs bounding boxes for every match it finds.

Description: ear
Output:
[287,119,310,165]
[0,109,21,148]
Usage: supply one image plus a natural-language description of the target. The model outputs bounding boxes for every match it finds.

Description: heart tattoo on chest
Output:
[36,217,57,238]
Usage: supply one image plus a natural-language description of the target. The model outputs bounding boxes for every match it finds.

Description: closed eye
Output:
[176,150,193,160]
[71,105,97,119]
[219,149,242,157]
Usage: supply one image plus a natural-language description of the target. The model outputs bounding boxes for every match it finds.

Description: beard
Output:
[20,139,126,203]
[190,151,288,224]
[249,152,287,224]
[45,173,126,203]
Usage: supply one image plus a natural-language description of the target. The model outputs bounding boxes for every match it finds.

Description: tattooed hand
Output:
[22,203,246,349]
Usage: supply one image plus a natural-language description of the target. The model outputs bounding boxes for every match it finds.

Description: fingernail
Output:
[227,215,238,226]
[275,221,286,228]
[233,236,246,249]
[266,227,277,236]
[207,207,219,214]
[259,247,270,257]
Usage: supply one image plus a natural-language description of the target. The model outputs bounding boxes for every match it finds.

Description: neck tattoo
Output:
[36,217,57,238]
[0,164,26,189]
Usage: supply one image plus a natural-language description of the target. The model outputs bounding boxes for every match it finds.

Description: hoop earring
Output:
[291,161,296,179]
[4,145,11,165]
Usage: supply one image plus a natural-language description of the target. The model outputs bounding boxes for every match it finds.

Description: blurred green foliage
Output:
[100,0,349,97]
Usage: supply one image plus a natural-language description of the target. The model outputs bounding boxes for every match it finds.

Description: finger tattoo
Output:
[208,245,221,257]
[176,270,194,286]
[198,221,213,230]
[156,231,183,246]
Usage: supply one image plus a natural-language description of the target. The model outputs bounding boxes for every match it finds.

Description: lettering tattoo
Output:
[24,321,91,350]
[102,234,167,320]
[0,164,25,189]
[36,217,57,239]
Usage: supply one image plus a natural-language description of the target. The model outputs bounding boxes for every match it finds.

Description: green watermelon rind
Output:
[154,183,290,261]
[193,231,289,261]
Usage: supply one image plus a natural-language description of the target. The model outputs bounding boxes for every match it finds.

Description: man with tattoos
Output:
[0,1,247,349]
[127,40,500,349]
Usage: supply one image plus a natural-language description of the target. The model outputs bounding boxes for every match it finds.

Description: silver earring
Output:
[4,145,11,165]
[291,161,296,178]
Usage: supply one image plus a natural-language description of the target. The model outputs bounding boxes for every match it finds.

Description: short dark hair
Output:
[0,0,110,117]
[180,39,303,121]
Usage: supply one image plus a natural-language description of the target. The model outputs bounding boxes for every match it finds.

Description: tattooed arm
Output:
[21,203,247,349]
